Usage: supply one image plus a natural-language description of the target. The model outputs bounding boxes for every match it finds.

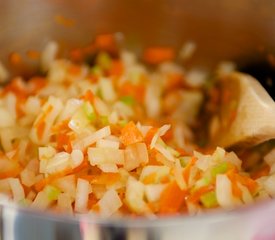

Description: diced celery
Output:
[120,96,135,106]
[179,156,192,167]
[200,191,218,208]
[91,65,102,76]
[96,89,103,98]
[167,146,180,157]
[118,120,128,127]
[211,162,228,177]
[44,185,61,201]
[83,102,96,121]
[100,116,109,125]
[97,52,112,70]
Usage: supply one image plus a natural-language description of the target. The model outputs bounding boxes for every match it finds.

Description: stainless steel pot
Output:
[1,1,275,239]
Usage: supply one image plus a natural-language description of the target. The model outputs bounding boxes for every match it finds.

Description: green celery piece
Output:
[179,156,192,167]
[120,96,135,106]
[118,120,128,127]
[91,65,103,76]
[200,191,218,208]
[211,162,228,177]
[44,185,61,201]
[100,116,109,125]
[83,102,96,121]
[97,52,112,70]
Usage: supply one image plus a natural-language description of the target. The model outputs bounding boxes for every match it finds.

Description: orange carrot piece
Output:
[142,172,157,184]
[182,157,196,183]
[81,90,95,104]
[159,181,187,214]
[9,52,22,65]
[0,167,21,179]
[95,34,116,51]
[109,60,124,77]
[226,170,243,198]
[26,50,41,60]
[236,174,258,194]
[119,82,145,103]
[29,77,47,94]
[144,127,158,145]
[120,121,143,146]
[68,64,82,75]
[143,47,175,65]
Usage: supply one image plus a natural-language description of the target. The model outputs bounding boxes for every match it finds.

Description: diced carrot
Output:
[176,148,187,156]
[29,77,47,94]
[159,181,187,214]
[226,170,243,198]
[147,149,162,166]
[26,50,41,60]
[109,60,124,77]
[37,121,46,140]
[119,82,145,103]
[165,73,184,91]
[162,127,173,142]
[188,185,214,204]
[120,121,143,146]
[236,174,258,194]
[34,170,70,192]
[35,105,53,140]
[182,157,196,183]
[81,90,95,104]
[9,52,22,65]
[68,64,82,76]
[144,127,158,145]
[52,119,70,133]
[2,78,27,98]
[142,172,157,184]
[143,47,175,65]
[69,48,84,62]
[95,34,116,51]
[87,194,98,209]
[0,167,21,179]
[56,133,70,151]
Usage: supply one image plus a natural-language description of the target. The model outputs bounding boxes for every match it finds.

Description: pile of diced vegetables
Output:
[0,35,274,217]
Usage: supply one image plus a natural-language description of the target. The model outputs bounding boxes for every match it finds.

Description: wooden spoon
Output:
[211,72,275,149]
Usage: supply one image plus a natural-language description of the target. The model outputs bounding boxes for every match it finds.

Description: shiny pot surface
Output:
[1,1,275,239]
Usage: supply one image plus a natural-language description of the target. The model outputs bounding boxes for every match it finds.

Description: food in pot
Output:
[0,36,273,217]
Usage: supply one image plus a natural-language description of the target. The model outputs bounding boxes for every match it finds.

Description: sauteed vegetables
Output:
[0,36,274,217]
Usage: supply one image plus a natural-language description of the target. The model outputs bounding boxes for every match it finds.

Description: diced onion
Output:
[98,189,122,217]
[216,174,234,209]
[73,126,111,150]
[125,177,149,214]
[124,143,148,171]
[145,184,166,202]
[8,178,25,202]
[75,178,91,213]
[88,147,124,166]
[41,41,59,72]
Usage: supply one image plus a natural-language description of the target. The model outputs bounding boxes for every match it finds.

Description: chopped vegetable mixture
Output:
[0,37,274,217]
